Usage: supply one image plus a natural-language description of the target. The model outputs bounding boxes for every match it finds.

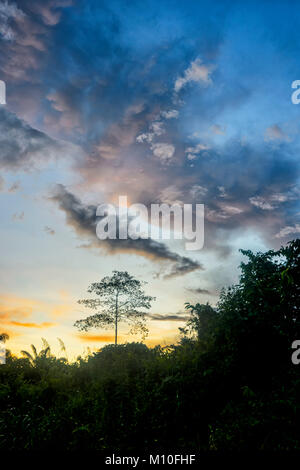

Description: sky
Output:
[0,0,299,359]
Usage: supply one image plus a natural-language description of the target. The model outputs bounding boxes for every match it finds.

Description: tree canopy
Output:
[74,270,155,344]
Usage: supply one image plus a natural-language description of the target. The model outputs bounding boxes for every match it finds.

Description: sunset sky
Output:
[0,0,299,359]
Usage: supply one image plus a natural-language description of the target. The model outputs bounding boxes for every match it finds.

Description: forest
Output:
[0,239,299,451]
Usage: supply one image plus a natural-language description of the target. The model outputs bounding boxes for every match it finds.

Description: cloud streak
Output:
[9,321,56,328]
[50,184,203,278]
[148,313,189,322]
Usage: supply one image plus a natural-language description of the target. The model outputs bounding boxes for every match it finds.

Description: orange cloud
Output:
[77,334,118,343]
[50,303,74,319]
[58,289,70,299]
[0,293,41,322]
[0,292,75,324]
[9,321,56,328]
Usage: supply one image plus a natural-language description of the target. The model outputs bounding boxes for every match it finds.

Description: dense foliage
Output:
[0,240,299,451]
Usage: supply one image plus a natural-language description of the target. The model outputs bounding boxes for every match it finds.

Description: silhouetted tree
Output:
[21,343,51,365]
[180,302,217,344]
[74,271,155,344]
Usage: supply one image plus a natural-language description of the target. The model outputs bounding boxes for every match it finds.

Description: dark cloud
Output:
[50,184,203,278]
[0,107,63,170]
[186,287,212,295]
[148,313,189,322]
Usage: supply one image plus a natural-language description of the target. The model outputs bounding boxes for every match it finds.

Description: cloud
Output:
[90,102,146,160]
[210,124,226,135]
[8,181,20,192]
[186,287,212,295]
[50,184,203,278]
[136,132,153,144]
[0,1,25,41]
[150,121,165,136]
[185,142,210,161]
[136,119,165,144]
[274,224,300,239]
[217,186,227,198]
[0,293,41,325]
[135,60,214,165]
[150,142,175,163]
[0,0,72,82]
[0,177,21,193]
[174,58,215,93]
[0,293,73,330]
[249,196,274,210]
[148,313,189,322]
[29,1,73,27]
[264,124,290,142]
[9,321,56,328]
[206,204,244,222]
[136,109,178,165]
[158,185,183,205]
[161,109,179,119]
[189,185,208,199]
[44,226,55,235]
[0,108,64,170]
[46,89,82,134]
[250,188,299,211]
[77,334,119,342]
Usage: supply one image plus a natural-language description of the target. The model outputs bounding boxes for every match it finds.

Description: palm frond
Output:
[41,346,50,357]
[21,350,34,362]
[31,344,38,358]
[57,337,66,352]
[41,338,50,350]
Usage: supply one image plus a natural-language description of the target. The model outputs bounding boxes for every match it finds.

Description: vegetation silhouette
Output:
[0,240,299,451]
[74,271,155,344]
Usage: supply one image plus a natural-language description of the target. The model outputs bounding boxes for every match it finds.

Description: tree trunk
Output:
[115,292,118,345]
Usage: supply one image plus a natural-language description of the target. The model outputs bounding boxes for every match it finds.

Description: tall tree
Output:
[74,271,155,344]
